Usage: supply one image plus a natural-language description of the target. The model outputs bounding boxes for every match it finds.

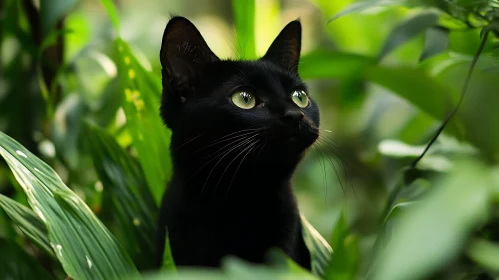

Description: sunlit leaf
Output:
[0,238,54,279]
[114,38,172,205]
[0,131,140,280]
[232,0,256,59]
[99,0,121,31]
[370,160,493,280]
[83,121,159,270]
[301,214,333,278]
[419,27,449,62]
[328,0,405,22]
[0,194,54,258]
[378,11,440,61]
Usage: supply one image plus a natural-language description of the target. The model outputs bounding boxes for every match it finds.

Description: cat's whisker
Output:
[182,129,259,163]
[225,142,259,197]
[200,135,259,194]
[187,134,258,184]
[174,134,204,151]
[312,145,328,203]
[256,141,267,159]
[211,139,259,200]
[313,139,347,200]
[202,133,259,163]
[317,134,355,198]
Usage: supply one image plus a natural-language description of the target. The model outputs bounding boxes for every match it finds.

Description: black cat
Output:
[156,16,320,271]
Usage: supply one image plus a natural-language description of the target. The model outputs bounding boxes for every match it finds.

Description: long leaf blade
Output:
[301,214,333,278]
[83,121,159,270]
[114,38,172,205]
[0,131,140,280]
[0,194,54,258]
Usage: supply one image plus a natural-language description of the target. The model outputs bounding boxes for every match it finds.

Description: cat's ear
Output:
[160,16,219,91]
[262,20,302,73]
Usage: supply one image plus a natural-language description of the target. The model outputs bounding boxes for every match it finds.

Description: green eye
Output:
[231,91,256,109]
[291,90,309,108]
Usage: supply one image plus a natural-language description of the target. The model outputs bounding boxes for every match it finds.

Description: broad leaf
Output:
[299,50,373,80]
[0,131,140,280]
[232,0,256,59]
[301,214,333,278]
[419,27,449,62]
[467,238,499,272]
[0,194,54,258]
[83,121,159,270]
[114,38,172,205]
[370,160,493,280]
[365,65,462,135]
[378,11,440,61]
[0,238,54,280]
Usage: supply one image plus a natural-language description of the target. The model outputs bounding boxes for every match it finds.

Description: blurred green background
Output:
[1,0,499,279]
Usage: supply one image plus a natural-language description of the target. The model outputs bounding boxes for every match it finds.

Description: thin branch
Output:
[411,31,490,168]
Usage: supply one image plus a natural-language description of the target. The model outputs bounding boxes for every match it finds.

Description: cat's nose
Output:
[281,109,304,124]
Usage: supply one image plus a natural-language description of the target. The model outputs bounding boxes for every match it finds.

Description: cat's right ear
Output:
[160,16,219,100]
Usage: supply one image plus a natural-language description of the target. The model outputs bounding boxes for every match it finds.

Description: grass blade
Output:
[232,0,256,59]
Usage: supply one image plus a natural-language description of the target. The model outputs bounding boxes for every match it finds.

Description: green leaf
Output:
[325,211,359,280]
[0,194,54,258]
[299,51,373,80]
[467,238,499,272]
[232,0,256,59]
[40,0,78,38]
[370,160,493,280]
[114,38,172,205]
[161,232,176,271]
[0,131,140,280]
[301,213,333,278]
[82,121,159,270]
[378,11,440,61]
[328,0,404,22]
[143,257,319,280]
[0,238,54,280]
[419,27,449,62]
[365,65,462,134]
[99,0,121,31]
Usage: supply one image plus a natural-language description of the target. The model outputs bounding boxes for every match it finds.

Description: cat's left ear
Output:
[262,20,302,73]
[160,16,220,91]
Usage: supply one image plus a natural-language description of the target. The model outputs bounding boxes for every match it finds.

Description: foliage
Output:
[0,0,499,279]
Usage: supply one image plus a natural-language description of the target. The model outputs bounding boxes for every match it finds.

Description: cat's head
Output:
[159,16,319,162]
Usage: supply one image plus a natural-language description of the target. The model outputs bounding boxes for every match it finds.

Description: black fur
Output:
[156,16,319,270]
